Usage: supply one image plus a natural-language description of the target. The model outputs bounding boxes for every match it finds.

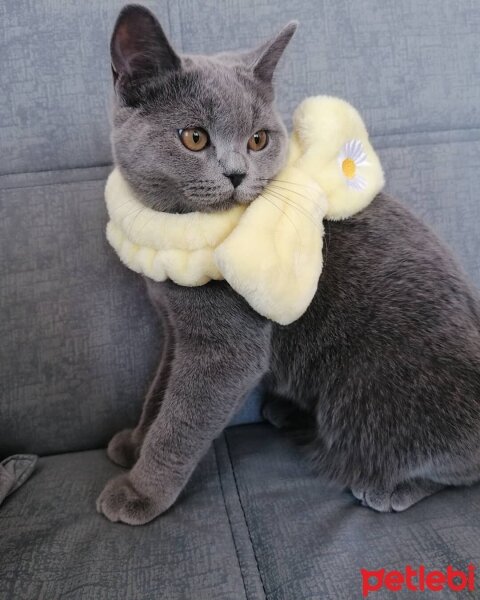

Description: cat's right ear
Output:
[110,5,180,99]
[242,21,298,85]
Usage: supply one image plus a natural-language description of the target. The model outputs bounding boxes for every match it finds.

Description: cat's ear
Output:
[243,22,298,84]
[110,5,180,92]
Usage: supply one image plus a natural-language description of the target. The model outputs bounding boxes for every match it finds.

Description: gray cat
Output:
[97,4,480,525]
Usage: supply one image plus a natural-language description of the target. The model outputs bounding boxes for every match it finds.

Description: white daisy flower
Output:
[338,139,368,190]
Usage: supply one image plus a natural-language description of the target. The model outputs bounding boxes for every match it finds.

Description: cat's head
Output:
[110,4,297,213]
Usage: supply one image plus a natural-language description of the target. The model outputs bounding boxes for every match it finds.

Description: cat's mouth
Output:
[200,188,262,212]
[233,188,260,205]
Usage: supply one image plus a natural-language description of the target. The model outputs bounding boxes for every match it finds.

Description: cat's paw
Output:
[261,395,301,429]
[351,487,393,512]
[262,399,290,429]
[107,428,140,468]
[96,473,165,525]
[351,479,445,513]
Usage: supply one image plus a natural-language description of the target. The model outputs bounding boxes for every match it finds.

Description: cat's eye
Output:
[178,128,209,151]
[248,130,268,151]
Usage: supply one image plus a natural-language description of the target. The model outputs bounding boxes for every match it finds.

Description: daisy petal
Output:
[355,152,368,165]
[354,175,367,190]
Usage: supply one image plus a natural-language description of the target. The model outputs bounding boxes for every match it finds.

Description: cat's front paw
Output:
[107,428,141,468]
[96,474,165,525]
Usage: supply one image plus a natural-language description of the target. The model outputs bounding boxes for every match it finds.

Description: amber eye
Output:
[248,130,268,151]
[178,128,209,151]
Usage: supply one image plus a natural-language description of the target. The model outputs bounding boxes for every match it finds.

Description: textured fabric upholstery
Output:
[1,140,479,455]
[0,454,37,506]
[1,0,479,454]
[2,424,480,599]
[2,1,480,174]
[0,441,252,600]
[0,168,261,456]
[224,425,480,600]
[1,2,480,597]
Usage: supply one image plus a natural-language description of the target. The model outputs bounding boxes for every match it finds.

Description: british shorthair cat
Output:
[97,4,480,525]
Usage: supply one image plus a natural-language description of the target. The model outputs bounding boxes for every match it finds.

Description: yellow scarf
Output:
[105,96,384,325]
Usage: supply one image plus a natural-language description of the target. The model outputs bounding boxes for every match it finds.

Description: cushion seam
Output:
[1,129,480,189]
[222,431,269,600]
[0,177,108,192]
[213,438,250,600]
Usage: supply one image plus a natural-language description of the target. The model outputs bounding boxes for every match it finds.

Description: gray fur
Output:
[109,4,294,214]
[97,5,480,524]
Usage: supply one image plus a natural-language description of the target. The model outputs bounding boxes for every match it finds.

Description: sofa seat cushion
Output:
[2,1,480,177]
[224,425,480,599]
[2,424,480,599]
[2,133,479,457]
[0,169,262,458]
[0,442,260,600]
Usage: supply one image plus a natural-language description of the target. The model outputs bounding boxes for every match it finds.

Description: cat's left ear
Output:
[243,21,298,84]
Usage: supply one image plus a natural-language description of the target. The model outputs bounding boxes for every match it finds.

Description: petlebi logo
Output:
[361,565,475,597]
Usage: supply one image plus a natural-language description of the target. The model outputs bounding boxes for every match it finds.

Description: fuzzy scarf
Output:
[105,96,384,325]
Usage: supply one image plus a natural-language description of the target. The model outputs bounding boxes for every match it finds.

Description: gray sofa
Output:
[1,1,480,598]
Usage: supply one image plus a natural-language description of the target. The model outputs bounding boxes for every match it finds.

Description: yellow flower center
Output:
[342,157,356,179]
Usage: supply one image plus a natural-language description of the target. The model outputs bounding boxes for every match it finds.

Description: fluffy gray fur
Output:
[110,5,290,213]
[97,4,480,525]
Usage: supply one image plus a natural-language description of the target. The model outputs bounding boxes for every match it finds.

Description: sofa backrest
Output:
[1,0,479,456]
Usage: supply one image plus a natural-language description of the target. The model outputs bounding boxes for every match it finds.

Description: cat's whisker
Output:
[117,204,148,226]
[322,223,330,270]
[269,184,328,218]
[134,206,164,235]
[258,178,320,189]
[260,192,302,240]
[267,182,326,207]
[269,186,322,214]
[113,198,144,212]
[127,206,146,238]
[264,188,321,227]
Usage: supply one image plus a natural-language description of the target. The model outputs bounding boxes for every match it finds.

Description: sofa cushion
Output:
[0,167,260,457]
[223,425,480,599]
[1,130,479,456]
[1,0,479,455]
[1,0,480,175]
[0,437,260,600]
[2,424,480,599]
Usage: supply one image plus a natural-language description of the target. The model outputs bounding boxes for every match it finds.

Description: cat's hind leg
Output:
[262,393,300,429]
[262,393,313,431]
[352,478,446,513]
[107,428,139,469]
[352,448,480,512]
[428,452,480,487]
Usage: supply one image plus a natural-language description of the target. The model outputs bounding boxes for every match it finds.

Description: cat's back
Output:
[324,192,474,294]
[317,193,480,336]
[272,193,480,385]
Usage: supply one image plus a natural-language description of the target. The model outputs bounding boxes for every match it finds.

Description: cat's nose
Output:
[224,172,246,188]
